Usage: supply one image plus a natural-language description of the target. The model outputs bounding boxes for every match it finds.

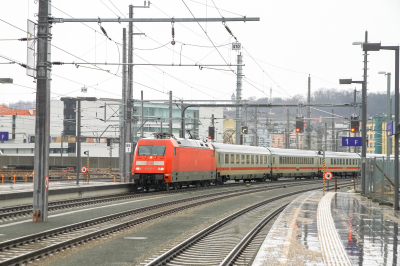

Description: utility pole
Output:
[353,89,357,153]
[331,109,335,152]
[386,73,392,187]
[307,75,311,150]
[255,107,258,146]
[61,131,64,165]
[180,99,185,138]
[325,122,328,152]
[76,100,81,185]
[235,53,243,145]
[361,31,368,194]
[120,28,127,176]
[124,5,134,183]
[211,113,215,143]
[140,90,144,137]
[286,108,289,149]
[33,0,51,222]
[169,91,172,136]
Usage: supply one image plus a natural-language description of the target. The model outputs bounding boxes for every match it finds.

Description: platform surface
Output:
[253,190,400,265]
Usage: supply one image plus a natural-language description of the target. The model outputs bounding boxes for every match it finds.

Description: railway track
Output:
[144,180,353,266]
[0,178,342,220]
[0,179,344,265]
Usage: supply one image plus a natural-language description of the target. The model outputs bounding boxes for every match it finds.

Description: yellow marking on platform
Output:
[317,192,351,265]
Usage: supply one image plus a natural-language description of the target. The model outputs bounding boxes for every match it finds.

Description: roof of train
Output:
[266,148,318,156]
[211,143,271,154]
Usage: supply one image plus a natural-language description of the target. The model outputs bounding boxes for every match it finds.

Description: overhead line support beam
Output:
[50,17,260,23]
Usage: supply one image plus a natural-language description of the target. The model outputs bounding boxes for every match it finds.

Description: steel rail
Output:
[0,181,262,219]
[145,181,352,266]
[0,178,333,219]
[0,184,291,265]
[219,205,287,266]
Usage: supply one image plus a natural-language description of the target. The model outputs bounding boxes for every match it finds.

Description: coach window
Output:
[231,154,235,164]
[255,155,259,164]
[220,154,224,164]
[237,154,240,164]
[280,157,282,164]
[266,156,268,164]
[246,155,250,164]
[225,154,229,164]
[273,157,275,164]
[251,155,254,164]
[241,155,245,164]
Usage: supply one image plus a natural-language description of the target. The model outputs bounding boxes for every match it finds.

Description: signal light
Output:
[350,120,360,133]
[295,120,305,133]
[208,126,215,139]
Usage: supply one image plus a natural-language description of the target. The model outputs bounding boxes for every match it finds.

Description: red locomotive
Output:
[132,137,216,191]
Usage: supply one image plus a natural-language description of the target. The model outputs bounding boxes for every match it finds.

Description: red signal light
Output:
[208,136,211,139]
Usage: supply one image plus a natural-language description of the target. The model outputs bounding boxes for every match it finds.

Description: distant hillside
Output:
[225,88,391,120]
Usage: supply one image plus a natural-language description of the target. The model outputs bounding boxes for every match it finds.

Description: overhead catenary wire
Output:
[181,0,234,73]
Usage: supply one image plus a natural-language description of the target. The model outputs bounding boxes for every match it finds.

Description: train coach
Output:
[132,136,361,191]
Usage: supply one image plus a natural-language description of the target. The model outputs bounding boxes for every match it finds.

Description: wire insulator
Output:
[99,24,112,41]
[18,38,28,41]
[52,62,64,65]
[171,23,175,45]
[224,25,237,41]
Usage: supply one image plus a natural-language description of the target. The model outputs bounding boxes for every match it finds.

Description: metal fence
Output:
[364,156,396,205]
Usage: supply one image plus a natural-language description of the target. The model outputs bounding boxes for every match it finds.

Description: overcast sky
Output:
[1,0,399,106]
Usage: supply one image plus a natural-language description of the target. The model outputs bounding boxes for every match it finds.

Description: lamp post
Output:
[363,42,399,209]
[339,78,366,194]
[378,71,392,169]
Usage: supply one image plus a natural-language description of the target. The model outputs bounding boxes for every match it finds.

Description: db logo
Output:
[324,171,333,180]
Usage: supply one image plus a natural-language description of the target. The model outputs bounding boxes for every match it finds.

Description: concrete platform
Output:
[253,190,400,265]
[0,181,133,207]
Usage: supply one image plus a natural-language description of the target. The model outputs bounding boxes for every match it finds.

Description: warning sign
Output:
[81,166,88,173]
[45,176,49,189]
[324,171,333,180]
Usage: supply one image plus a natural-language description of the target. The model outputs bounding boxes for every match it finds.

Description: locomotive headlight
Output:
[158,167,164,170]
[135,167,141,170]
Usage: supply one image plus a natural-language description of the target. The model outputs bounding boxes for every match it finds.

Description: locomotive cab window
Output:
[138,145,166,156]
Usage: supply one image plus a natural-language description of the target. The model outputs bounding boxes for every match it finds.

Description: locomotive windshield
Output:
[138,145,166,155]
